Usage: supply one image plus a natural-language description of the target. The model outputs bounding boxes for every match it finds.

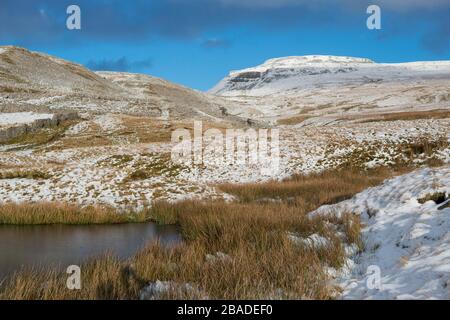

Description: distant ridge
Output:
[210,55,450,96]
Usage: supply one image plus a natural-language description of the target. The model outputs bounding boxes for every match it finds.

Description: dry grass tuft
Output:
[219,167,398,208]
[0,202,150,225]
[402,137,449,159]
[418,192,448,205]
[360,110,450,123]
[277,115,311,125]
[0,169,51,180]
[123,153,186,182]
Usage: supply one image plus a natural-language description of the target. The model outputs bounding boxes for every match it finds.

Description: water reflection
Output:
[0,223,181,278]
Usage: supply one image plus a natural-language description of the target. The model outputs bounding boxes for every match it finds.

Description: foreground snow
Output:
[312,166,450,299]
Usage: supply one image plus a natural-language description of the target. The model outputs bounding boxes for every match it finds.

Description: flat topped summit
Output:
[210,55,450,96]
[229,55,375,76]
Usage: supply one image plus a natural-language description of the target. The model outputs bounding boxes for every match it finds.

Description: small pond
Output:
[0,223,181,278]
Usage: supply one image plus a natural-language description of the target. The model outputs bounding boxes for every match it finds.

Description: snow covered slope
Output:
[0,46,125,96]
[210,55,450,96]
[312,166,450,300]
[96,71,242,122]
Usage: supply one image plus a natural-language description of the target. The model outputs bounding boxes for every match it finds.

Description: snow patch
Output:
[140,280,208,300]
[311,167,450,300]
[287,232,330,249]
[92,114,124,132]
[206,252,232,264]
[65,121,89,136]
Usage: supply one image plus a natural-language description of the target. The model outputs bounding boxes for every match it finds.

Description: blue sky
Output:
[0,0,449,91]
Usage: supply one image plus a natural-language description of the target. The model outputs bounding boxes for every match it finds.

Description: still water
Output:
[0,223,181,278]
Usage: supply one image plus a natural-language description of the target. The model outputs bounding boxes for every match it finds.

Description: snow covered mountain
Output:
[210,55,450,96]
[209,55,450,125]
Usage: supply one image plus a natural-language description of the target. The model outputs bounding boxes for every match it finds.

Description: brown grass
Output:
[277,115,311,125]
[120,116,173,143]
[48,117,233,150]
[52,135,112,150]
[115,116,230,144]
[418,192,447,205]
[0,86,40,94]
[219,167,402,208]
[0,165,416,300]
[360,109,450,123]
[0,202,150,225]
[316,136,448,170]
[402,137,449,159]
[0,169,51,180]
[123,153,185,182]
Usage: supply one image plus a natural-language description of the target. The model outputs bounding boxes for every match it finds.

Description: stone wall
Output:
[0,112,79,143]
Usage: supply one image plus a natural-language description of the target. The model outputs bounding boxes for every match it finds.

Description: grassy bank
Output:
[0,202,150,225]
[0,166,416,299]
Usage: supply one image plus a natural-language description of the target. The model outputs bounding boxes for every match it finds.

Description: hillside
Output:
[0,46,239,122]
[0,46,124,96]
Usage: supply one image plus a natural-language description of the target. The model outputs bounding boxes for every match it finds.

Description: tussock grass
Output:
[219,167,398,207]
[0,86,39,94]
[317,136,448,170]
[402,137,449,159]
[0,202,150,225]
[0,169,51,180]
[123,153,185,182]
[120,116,173,143]
[418,192,447,205]
[277,115,311,125]
[0,255,127,300]
[360,110,450,123]
[0,166,411,300]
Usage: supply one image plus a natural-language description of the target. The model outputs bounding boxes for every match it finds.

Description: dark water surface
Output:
[0,223,181,278]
